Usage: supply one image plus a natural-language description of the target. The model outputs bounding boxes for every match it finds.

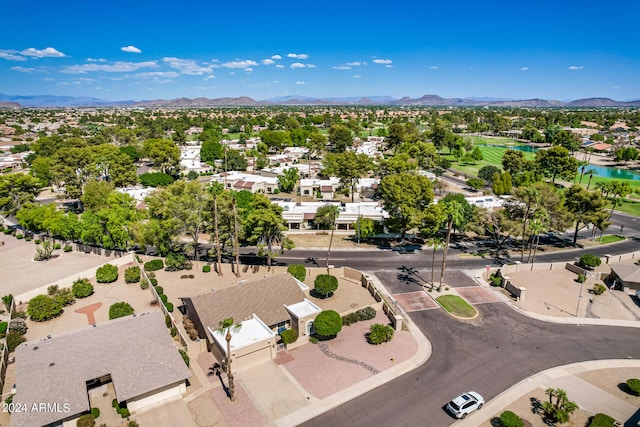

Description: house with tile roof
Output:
[10,312,190,427]
[180,273,321,370]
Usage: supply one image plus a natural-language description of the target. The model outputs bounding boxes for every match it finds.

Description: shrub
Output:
[144,259,164,271]
[53,287,75,306]
[592,283,607,295]
[7,332,26,352]
[27,294,63,321]
[342,312,360,326]
[202,265,211,273]
[16,233,24,239]
[287,264,306,282]
[165,252,192,271]
[368,323,394,345]
[171,327,177,337]
[72,278,94,298]
[140,278,149,289]
[489,273,502,287]
[8,318,27,335]
[109,302,134,320]
[159,294,168,303]
[499,410,524,427]
[0,322,7,334]
[25,236,32,241]
[91,407,100,419]
[150,278,158,286]
[96,264,118,283]
[124,266,140,283]
[53,243,61,250]
[76,414,95,427]
[47,285,59,295]
[280,329,298,344]
[579,254,601,269]
[314,310,342,338]
[155,286,164,295]
[127,421,139,427]
[356,306,376,321]
[2,294,13,311]
[63,245,72,252]
[164,302,174,312]
[118,407,130,418]
[577,273,587,283]
[179,349,190,367]
[314,274,338,298]
[587,413,616,427]
[34,239,41,244]
[626,378,640,395]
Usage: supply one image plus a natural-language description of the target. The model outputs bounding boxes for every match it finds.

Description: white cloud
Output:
[205,75,216,80]
[306,64,316,68]
[262,59,275,65]
[275,64,285,69]
[0,50,27,61]
[11,66,37,73]
[290,63,306,69]
[385,65,393,68]
[568,65,584,70]
[244,67,254,72]
[346,61,363,66]
[87,58,107,62]
[221,59,258,69]
[288,53,309,59]
[521,67,529,71]
[333,66,351,70]
[62,61,158,74]
[373,58,392,65]
[354,75,362,79]
[295,81,305,85]
[271,54,282,60]
[163,57,214,75]
[429,66,439,70]
[20,47,66,58]
[121,45,142,53]
[136,71,180,79]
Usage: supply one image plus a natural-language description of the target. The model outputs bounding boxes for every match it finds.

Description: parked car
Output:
[446,391,484,419]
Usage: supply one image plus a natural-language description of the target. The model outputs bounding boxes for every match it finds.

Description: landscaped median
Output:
[435,294,478,319]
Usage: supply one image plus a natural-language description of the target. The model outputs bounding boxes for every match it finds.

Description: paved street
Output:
[303,302,640,427]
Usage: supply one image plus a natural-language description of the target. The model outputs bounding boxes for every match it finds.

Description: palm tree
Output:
[209,182,224,276]
[217,317,242,402]
[428,236,443,290]
[316,205,340,274]
[584,168,598,190]
[527,209,548,263]
[439,200,464,291]
[232,198,241,278]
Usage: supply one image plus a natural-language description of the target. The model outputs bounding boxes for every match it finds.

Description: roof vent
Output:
[49,362,55,367]
[33,346,38,350]
[92,323,96,327]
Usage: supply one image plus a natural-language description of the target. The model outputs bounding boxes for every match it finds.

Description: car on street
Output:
[446,391,484,419]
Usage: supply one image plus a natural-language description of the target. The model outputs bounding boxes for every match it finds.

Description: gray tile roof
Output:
[11,312,191,427]
[611,264,640,284]
[183,273,306,338]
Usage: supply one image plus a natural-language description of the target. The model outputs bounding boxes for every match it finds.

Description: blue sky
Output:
[2,0,639,102]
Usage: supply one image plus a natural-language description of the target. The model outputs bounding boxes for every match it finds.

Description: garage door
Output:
[237,346,272,370]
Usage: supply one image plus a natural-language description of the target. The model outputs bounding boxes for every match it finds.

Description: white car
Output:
[446,391,484,419]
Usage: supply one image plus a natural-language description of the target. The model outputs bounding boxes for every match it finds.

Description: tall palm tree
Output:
[232,198,241,277]
[585,168,597,190]
[316,205,340,274]
[527,209,549,264]
[217,317,242,402]
[439,200,464,291]
[209,183,224,276]
[428,236,443,290]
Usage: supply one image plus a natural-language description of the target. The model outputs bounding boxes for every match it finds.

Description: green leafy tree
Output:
[277,168,299,193]
[245,195,293,268]
[224,149,248,171]
[614,147,639,163]
[438,195,473,290]
[323,152,373,202]
[313,310,342,338]
[216,318,242,402]
[478,165,501,184]
[565,185,606,245]
[139,172,174,187]
[314,274,338,297]
[535,146,578,183]
[385,123,406,151]
[380,172,434,240]
[81,180,115,212]
[51,146,94,198]
[142,138,180,174]
[328,124,353,152]
[30,156,53,186]
[466,177,484,191]
[0,173,42,215]
[287,264,306,282]
[607,181,632,219]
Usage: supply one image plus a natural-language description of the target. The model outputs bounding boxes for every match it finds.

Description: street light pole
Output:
[575,280,585,317]
[357,204,361,245]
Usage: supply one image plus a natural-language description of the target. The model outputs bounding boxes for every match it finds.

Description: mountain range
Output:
[1,93,640,108]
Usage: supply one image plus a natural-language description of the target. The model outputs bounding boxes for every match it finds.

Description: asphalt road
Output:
[302,302,640,427]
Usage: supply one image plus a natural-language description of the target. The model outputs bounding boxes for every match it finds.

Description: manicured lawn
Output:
[435,295,477,318]
[447,145,536,177]
[598,235,625,244]
[579,174,640,192]
[463,135,526,146]
[608,199,640,217]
